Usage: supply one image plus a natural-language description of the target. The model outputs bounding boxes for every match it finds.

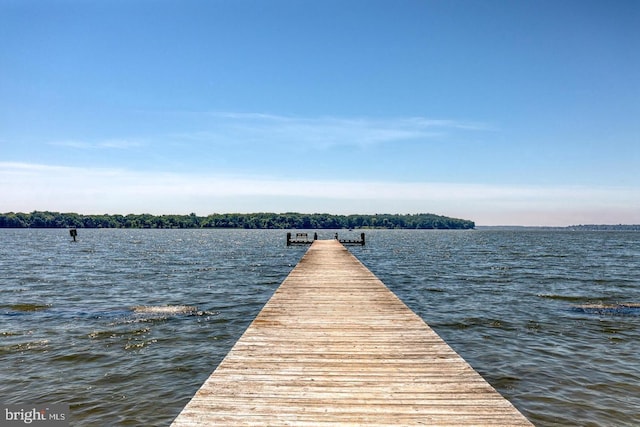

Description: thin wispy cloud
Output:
[166,112,489,149]
[49,139,144,150]
[35,112,494,177]
[2,162,637,226]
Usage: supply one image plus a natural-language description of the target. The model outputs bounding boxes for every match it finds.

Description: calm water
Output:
[1,229,639,426]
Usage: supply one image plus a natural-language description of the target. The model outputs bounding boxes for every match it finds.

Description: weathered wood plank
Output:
[172,240,533,426]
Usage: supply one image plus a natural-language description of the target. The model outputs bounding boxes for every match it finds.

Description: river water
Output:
[1,229,638,426]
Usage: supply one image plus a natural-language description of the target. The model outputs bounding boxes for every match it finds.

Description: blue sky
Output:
[1,0,638,225]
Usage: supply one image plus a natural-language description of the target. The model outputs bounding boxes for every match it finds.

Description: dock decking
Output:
[172,240,533,426]
[286,232,365,246]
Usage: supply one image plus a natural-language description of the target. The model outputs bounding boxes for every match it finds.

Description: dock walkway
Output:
[172,240,532,426]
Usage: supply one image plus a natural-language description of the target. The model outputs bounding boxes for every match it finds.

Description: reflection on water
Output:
[1,229,639,426]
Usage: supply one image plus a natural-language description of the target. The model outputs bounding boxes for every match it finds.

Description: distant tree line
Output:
[0,211,475,230]
[567,224,640,231]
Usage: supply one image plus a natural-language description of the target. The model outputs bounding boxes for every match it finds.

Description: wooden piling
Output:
[172,240,532,426]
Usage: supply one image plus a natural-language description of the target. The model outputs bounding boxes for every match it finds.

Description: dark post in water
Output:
[69,229,78,242]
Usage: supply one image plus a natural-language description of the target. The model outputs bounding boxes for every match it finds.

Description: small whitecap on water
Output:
[572,303,640,316]
[131,305,198,314]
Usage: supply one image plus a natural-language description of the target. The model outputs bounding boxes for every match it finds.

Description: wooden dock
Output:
[287,232,365,246]
[172,240,532,426]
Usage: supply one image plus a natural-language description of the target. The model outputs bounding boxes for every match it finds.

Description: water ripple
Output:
[1,229,639,426]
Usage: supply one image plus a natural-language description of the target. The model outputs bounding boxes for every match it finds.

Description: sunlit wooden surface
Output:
[172,239,533,426]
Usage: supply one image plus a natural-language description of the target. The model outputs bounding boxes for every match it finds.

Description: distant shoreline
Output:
[0,211,475,230]
[476,225,640,231]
